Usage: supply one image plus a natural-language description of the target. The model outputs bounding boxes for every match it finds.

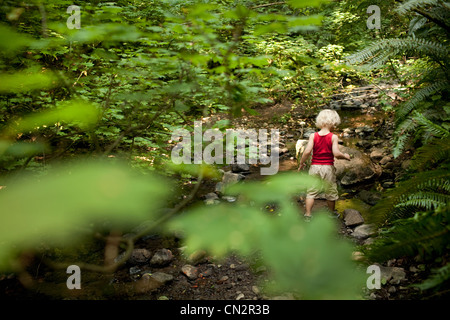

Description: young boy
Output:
[298,109,351,219]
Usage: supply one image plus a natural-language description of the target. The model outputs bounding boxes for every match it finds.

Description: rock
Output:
[187,250,208,265]
[370,148,385,161]
[343,209,364,227]
[303,128,316,138]
[135,273,164,293]
[222,196,237,202]
[222,171,245,186]
[351,224,377,240]
[236,293,245,300]
[231,163,250,173]
[356,140,371,150]
[204,192,219,200]
[129,266,141,275]
[379,265,407,285]
[204,199,221,205]
[362,238,375,246]
[388,286,397,294]
[215,182,224,194]
[252,286,260,295]
[150,248,173,267]
[181,264,199,280]
[335,146,382,185]
[357,190,382,206]
[352,251,365,261]
[129,248,152,265]
[380,156,392,165]
[151,272,174,284]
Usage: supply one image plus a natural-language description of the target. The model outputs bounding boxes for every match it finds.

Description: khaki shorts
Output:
[306,165,339,201]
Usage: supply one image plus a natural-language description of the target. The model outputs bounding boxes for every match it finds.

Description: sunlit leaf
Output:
[0,71,58,94]
[3,100,101,136]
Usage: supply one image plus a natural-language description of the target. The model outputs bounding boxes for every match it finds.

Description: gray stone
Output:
[231,163,250,173]
[380,156,392,165]
[222,196,237,202]
[351,224,377,240]
[150,248,173,267]
[222,171,245,185]
[370,148,385,161]
[204,192,219,200]
[129,248,152,265]
[181,264,199,280]
[335,146,382,185]
[343,209,364,227]
[151,272,174,284]
[205,199,221,205]
[215,182,224,194]
[379,265,407,284]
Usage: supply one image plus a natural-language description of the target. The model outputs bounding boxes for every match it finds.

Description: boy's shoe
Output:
[329,210,340,219]
[303,214,312,222]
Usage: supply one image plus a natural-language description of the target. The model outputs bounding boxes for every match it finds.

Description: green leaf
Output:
[3,100,101,136]
[0,160,171,270]
[0,71,58,94]
[288,0,327,8]
[0,24,32,54]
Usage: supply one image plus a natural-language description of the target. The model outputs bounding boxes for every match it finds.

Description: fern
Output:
[413,111,450,139]
[396,191,450,210]
[395,0,441,15]
[415,262,450,291]
[392,117,417,158]
[395,81,449,123]
[369,169,450,225]
[346,38,449,67]
[367,206,450,262]
[410,137,450,171]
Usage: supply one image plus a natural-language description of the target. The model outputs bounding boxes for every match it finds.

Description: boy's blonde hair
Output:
[315,109,341,129]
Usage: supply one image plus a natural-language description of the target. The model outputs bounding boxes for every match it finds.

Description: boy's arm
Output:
[332,135,351,161]
[298,134,314,171]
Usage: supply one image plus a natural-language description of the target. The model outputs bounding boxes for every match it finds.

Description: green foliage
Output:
[350,0,450,297]
[367,205,450,261]
[0,0,372,300]
[0,160,171,270]
[415,262,450,292]
[169,172,365,299]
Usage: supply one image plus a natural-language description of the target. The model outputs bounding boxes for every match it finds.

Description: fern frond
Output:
[410,137,450,171]
[369,169,450,225]
[395,0,441,15]
[413,111,450,139]
[396,81,450,122]
[346,38,449,67]
[392,117,417,158]
[366,207,450,262]
[415,262,450,291]
[396,191,450,210]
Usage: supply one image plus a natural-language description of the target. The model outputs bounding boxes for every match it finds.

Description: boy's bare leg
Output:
[326,200,335,212]
[305,198,314,217]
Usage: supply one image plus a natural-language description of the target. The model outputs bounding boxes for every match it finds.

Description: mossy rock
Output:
[335,198,371,221]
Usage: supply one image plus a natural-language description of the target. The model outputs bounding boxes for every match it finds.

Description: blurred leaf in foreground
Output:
[2,99,101,136]
[169,172,365,299]
[0,160,171,270]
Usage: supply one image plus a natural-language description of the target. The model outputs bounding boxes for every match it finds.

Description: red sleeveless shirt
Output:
[311,132,334,165]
